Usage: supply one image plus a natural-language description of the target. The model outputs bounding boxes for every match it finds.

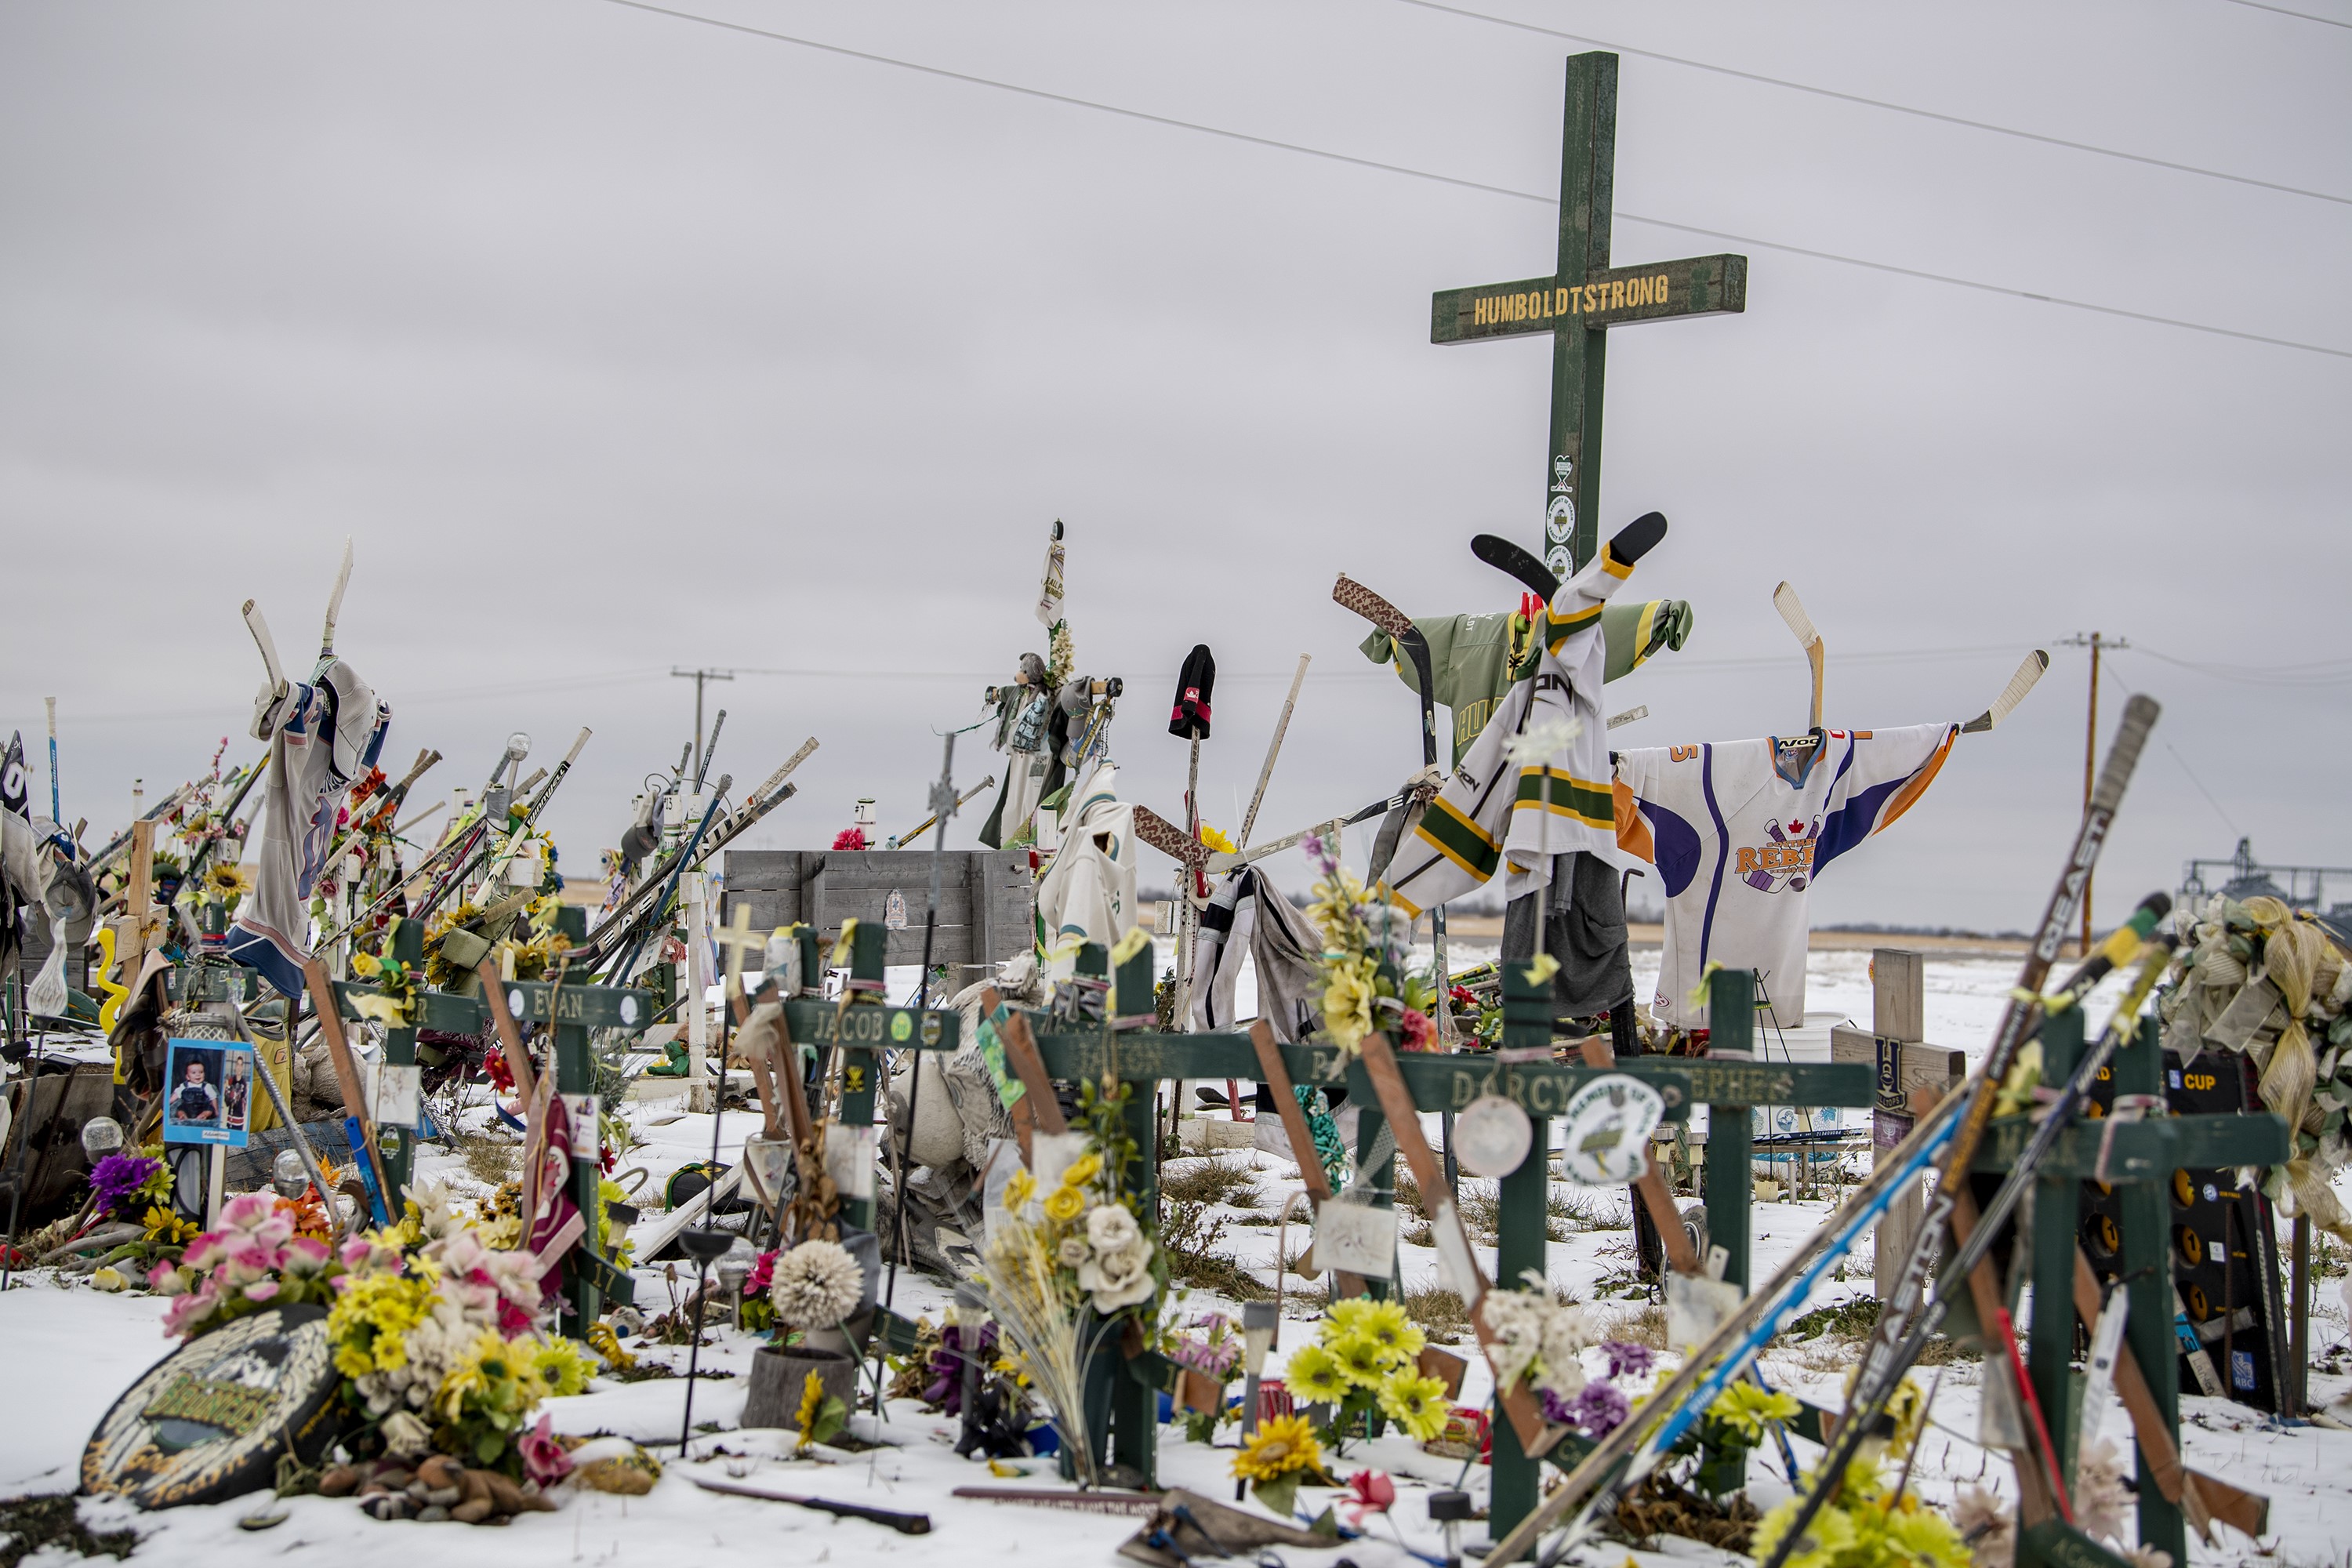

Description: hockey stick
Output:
[1239,655,1310,848]
[1470,533,1557,598]
[1773,581,1824,731]
[1333,573,1448,1020]
[318,536,353,670]
[241,599,289,739]
[1756,697,2161,1568]
[1131,804,1210,869]
[1608,705,1648,730]
[579,768,807,967]
[694,710,726,794]
[1489,1088,1972,1566]
[891,773,995,848]
[1962,650,2050,734]
[1200,771,1440,873]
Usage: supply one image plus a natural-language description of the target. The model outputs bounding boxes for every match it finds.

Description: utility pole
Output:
[670,668,735,771]
[2058,633,2127,956]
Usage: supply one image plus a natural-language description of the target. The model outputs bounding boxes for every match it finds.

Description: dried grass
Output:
[1159,1157,1262,1210]
[1162,1196,1271,1301]
[1401,1283,1471,1345]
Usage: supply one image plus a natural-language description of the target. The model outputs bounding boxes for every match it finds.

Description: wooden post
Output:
[2028,1005,2085,1495]
[2114,1014,2187,1566]
[555,904,602,1334]
[1109,941,1159,1489]
[1490,957,1555,1534]
[837,920,887,1232]
[1428,53,1746,579]
[1875,949,1925,1298]
[376,917,425,1203]
[1704,968,1755,1293]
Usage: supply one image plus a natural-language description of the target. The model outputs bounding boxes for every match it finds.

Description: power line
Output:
[598,0,2352,363]
[2224,0,2352,27]
[1392,0,2352,208]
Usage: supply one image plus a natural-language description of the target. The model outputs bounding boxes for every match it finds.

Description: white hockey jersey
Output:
[1033,761,1137,982]
[1613,723,1957,1029]
[227,666,389,998]
[1386,541,1638,916]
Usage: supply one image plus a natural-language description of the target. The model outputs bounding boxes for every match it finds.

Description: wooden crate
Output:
[720,850,1035,971]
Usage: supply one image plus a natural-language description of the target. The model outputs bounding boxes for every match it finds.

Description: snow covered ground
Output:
[8,946,2352,1568]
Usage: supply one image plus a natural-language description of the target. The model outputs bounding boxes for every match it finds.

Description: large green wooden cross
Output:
[1431,53,1748,579]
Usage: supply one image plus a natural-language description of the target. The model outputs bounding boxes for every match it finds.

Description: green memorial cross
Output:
[1987,1006,2286,1568]
[774,920,962,1235]
[1431,52,1748,579]
[333,904,655,1335]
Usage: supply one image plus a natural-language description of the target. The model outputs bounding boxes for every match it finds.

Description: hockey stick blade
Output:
[1962,650,2049,734]
[1132,804,1209,867]
[1471,533,1558,599]
[1606,705,1648,730]
[750,737,821,808]
[1333,573,1415,641]
[320,535,354,662]
[1771,581,1819,650]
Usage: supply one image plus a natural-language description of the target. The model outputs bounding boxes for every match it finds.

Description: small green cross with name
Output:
[1431,53,1748,579]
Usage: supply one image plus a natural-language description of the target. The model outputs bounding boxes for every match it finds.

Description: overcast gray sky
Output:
[4,0,2347,935]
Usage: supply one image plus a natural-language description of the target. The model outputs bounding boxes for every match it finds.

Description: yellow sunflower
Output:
[1330,1331,1396,1387]
[1377,1370,1451,1442]
[1286,1344,1349,1404]
[1231,1413,1322,1483]
[1355,1298,1425,1362]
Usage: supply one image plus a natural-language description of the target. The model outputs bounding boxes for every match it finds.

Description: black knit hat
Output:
[1168,644,1216,739]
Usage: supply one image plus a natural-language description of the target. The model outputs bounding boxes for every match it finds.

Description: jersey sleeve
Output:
[1813,723,1958,876]
[1610,747,1708,898]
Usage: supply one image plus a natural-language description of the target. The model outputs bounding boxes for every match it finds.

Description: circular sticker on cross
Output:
[1559,1073,1667,1187]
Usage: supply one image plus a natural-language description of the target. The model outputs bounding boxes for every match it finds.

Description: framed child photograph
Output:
[163,1038,255,1149]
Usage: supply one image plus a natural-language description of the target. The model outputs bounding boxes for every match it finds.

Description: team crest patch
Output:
[1559,1074,1665,1186]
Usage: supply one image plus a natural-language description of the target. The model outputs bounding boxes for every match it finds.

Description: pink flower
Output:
[220,1192,278,1231]
[181,1234,228,1272]
[1343,1469,1396,1527]
[495,1298,535,1337]
[1398,1009,1435,1052]
[245,1280,281,1302]
[518,1414,573,1487]
[147,1261,187,1294]
[281,1236,332,1276]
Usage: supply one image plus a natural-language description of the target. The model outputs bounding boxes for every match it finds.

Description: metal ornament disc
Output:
[83,1305,346,1509]
[1559,1073,1666,1187]
[1453,1093,1534,1178]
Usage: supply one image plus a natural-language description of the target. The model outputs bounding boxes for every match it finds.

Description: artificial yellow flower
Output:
[1196,822,1236,856]
[1330,1331,1395,1387]
[1377,1370,1451,1442]
[142,1206,198,1246]
[1320,959,1376,1054]
[350,951,383,980]
[1231,1413,1323,1483]
[533,1336,597,1398]
[1750,1494,1859,1568]
[204,863,251,897]
[1059,1152,1103,1190]
[794,1369,826,1452]
[1286,1345,1349,1403]
[1042,1185,1086,1223]
[1002,1169,1036,1210]
[327,1273,431,1379]
[1323,1297,1376,1334]
[1708,1381,1800,1442]
[1353,1299,1425,1362]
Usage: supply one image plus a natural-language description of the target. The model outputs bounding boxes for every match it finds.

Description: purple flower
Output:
[89,1153,162,1218]
[1556,1381,1630,1438]
[1599,1341,1655,1379]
